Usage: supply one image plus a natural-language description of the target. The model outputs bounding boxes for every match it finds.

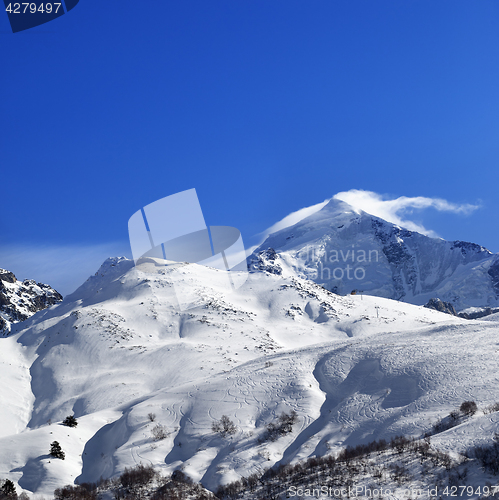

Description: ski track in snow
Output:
[1,257,499,495]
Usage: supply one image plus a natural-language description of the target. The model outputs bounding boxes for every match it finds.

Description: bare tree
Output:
[460,401,478,416]
[151,424,168,441]
[212,415,237,437]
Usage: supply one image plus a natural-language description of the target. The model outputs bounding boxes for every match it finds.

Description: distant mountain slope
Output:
[251,198,499,311]
[0,268,62,334]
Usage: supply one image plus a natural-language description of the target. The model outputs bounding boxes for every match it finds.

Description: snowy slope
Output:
[251,198,499,311]
[0,331,34,438]
[1,257,499,496]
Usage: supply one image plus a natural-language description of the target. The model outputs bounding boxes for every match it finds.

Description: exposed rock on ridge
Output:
[0,268,63,334]
[424,298,457,316]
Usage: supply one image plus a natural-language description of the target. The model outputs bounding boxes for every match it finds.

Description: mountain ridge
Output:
[0,268,63,334]
[251,198,498,311]
[2,201,499,495]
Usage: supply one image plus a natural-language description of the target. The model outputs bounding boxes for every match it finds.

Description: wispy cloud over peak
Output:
[333,189,480,236]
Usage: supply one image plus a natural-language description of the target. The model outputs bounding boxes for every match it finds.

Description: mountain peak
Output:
[321,196,362,215]
[253,199,498,311]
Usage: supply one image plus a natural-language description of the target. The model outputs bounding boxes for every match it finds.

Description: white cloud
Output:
[333,189,480,236]
[0,242,131,297]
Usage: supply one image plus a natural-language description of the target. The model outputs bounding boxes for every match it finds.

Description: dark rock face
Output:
[0,289,10,307]
[0,269,63,334]
[371,219,492,303]
[488,256,499,298]
[249,248,283,275]
[450,241,491,258]
[0,270,17,283]
[458,307,499,320]
[424,298,457,316]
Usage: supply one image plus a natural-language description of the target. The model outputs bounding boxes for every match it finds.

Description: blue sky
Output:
[1,0,499,294]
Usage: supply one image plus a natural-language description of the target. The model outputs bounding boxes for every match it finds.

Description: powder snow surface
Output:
[0,257,498,497]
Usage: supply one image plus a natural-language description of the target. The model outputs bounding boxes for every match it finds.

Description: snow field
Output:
[0,257,497,495]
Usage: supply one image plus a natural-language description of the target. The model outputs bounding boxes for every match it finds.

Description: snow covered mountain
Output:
[0,268,62,334]
[251,198,499,311]
[2,256,499,497]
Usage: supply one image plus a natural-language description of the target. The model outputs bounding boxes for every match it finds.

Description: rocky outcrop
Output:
[0,270,16,283]
[424,298,457,316]
[424,298,499,319]
[248,248,282,275]
[488,256,499,297]
[458,307,499,320]
[0,269,62,334]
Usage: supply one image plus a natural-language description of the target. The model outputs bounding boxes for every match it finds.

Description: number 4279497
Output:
[5,3,62,14]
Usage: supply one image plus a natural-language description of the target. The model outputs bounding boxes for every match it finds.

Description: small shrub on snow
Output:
[120,464,156,491]
[1,479,16,499]
[460,400,478,416]
[62,415,78,428]
[431,401,478,436]
[212,415,237,437]
[263,410,297,442]
[484,402,499,414]
[151,423,168,441]
[466,433,499,475]
[49,441,65,460]
[54,484,97,500]
[55,467,215,500]
[171,470,192,484]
